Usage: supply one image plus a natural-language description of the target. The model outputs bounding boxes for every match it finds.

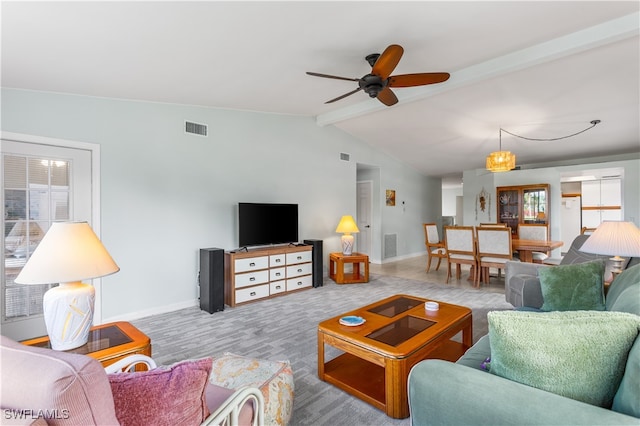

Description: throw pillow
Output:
[108,357,212,426]
[539,259,605,311]
[488,310,640,408]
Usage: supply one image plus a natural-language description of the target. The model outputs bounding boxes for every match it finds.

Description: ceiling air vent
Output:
[185,121,208,137]
[340,152,350,161]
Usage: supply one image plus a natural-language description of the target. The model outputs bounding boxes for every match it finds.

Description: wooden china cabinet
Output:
[496,184,550,238]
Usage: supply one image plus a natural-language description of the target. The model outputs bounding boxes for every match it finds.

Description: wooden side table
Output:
[22,321,151,369]
[329,252,369,284]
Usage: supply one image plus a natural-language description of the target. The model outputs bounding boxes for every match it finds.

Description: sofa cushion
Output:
[606,263,640,314]
[612,333,640,417]
[456,334,491,371]
[488,310,640,408]
[0,335,119,425]
[539,259,605,311]
[209,352,294,426]
[108,357,212,426]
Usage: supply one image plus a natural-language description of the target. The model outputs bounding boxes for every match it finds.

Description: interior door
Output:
[356,181,372,256]
[1,139,93,341]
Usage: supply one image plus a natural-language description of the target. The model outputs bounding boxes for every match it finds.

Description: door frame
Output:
[0,131,104,322]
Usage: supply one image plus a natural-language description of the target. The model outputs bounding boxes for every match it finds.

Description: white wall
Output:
[442,187,462,216]
[1,88,441,320]
[463,157,640,255]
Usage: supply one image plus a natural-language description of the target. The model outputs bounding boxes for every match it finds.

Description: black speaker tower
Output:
[199,247,225,313]
[304,239,323,287]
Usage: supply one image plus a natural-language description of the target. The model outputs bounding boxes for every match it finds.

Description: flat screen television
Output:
[238,203,298,247]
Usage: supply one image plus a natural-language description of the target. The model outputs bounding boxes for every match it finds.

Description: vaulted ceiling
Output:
[2,1,638,180]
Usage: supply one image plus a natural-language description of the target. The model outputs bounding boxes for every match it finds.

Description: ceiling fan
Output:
[306,44,450,107]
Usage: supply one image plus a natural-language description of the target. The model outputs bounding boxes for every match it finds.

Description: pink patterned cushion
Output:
[209,353,294,426]
[108,357,212,426]
[0,336,119,426]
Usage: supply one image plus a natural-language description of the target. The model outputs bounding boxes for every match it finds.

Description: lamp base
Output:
[341,234,355,256]
[43,282,95,350]
[609,256,625,274]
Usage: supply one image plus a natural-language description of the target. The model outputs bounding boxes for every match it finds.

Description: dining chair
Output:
[479,223,507,227]
[517,223,550,263]
[475,226,517,287]
[444,226,477,284]
[581,227,597,235]
[423,223,447,272]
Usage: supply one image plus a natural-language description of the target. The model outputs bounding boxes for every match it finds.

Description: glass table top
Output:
[30,325,132,354]
[366,316,435,347]
[367,296,424,318]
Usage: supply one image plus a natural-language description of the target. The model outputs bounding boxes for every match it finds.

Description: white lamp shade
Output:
[579,221,640,257]
[15,222,120,285]
[335,215,360,234]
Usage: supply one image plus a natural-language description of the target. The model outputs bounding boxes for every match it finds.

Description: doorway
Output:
[356,181,372,256]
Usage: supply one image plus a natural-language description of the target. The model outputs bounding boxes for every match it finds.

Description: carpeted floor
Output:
[132,274,513,426]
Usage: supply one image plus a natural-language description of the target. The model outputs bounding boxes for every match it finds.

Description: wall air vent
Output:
[340,152,350,161]
[383,233,397,259]
[185,121,208,137]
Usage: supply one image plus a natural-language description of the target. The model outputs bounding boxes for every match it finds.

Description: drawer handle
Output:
[250,277,256,281]
[297,281,302,286]
[275,259,281,263]
[250,291,256,296]
[297,268,302,273]
[276,285,281,290]
[296,256,302,260]
[249,262,255,267]
[275,272,281,277]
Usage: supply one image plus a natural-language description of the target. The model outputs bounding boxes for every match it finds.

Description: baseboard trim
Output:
[375,251,427,265]
[100,299,198,324]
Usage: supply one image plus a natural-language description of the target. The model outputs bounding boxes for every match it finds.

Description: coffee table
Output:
[317,294,472,419]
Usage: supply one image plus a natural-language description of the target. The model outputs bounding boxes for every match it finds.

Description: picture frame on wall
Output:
[386,190,396,206]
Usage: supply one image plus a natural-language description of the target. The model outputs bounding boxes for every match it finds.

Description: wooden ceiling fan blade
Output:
[325,87,362,104]
[389,72,450,87]
[377,87,398,106]
[306,72,359,82]
[372,44,404,80]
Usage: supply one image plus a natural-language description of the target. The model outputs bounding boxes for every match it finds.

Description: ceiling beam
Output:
[315,12,639,127]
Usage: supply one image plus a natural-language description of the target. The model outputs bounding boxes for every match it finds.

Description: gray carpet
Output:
[132,274,513,426]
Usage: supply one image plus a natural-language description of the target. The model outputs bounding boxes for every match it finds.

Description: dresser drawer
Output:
[286,275,312,291]
[235,270,269,289]
[270,281,286,295]
[270,254,286,267]
[286,250,312,265]
[235,284,269,304]
[235,256,269,273]
[286,262,312,278]
[270,267,286,281]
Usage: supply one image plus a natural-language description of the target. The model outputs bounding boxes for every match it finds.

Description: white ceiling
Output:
[2,1,639,180]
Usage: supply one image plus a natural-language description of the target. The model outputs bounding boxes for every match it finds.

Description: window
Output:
[3,155,71,321]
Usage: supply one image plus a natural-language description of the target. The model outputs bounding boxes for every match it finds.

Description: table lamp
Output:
[579,221,640,273]
[15,222,120,350]
[336,215,359,255]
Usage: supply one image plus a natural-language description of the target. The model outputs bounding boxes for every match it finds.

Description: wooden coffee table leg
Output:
[385,359,410,418]
[317,332,325,379]
[462,316,473,348]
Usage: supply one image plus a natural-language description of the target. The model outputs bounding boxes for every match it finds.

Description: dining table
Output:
[512,239,564,263]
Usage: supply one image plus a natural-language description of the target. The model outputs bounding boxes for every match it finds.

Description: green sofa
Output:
[407,263,640,425]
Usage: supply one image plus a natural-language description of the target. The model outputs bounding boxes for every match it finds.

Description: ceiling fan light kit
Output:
[307,44,450,107]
